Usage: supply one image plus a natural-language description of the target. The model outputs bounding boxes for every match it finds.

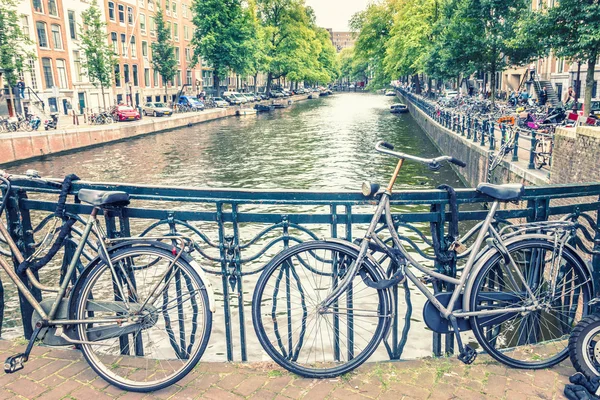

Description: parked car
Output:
[233,93,248,104]
[179,96,204,111]
[269,91,284,98]
[212,97,229,107]
[574,98,600,117]
[112,105,141,121]
[258,92,269,100]
[443,90,459,99]
[224,94,242,105]
[243,93,256,102]
[142,102,172,117]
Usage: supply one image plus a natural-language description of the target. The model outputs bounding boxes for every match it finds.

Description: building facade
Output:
[326,29,355,53]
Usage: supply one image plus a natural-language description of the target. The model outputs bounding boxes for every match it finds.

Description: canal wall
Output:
[399,94,548,187]
[550,125,600,185]
[0,95,311,166]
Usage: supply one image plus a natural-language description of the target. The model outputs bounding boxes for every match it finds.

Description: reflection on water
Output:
[5,92,469,361]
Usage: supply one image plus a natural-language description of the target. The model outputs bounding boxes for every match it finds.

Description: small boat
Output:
[254,104,275,112]
[390,103,409,114]
[385,90,396,97]
[272,102,288,109]
[236,108,257,116]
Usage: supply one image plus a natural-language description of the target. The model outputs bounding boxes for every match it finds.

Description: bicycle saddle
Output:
[78,189,130,207]
[476,183,524,201]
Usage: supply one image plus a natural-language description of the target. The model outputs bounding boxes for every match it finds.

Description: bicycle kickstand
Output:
[4,322,44,374]
[449,316,477,365]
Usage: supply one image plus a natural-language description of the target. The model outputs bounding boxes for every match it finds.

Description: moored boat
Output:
[237,108,258,116]
[254,104,275,112]
[390,103,409,113]
[385,89,396,96]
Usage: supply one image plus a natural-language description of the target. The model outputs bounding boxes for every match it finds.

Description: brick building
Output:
[326,29,354,53]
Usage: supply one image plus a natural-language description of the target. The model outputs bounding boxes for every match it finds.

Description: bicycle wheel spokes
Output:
[471,240,590,368]
[76,247,211,392]
[253,241,388,378]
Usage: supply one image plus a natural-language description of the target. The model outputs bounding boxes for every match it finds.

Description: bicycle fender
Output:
[68,240,216,320]
[462,234,593,313]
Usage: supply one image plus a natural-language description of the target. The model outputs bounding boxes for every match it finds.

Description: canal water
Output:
[4,92,470,361]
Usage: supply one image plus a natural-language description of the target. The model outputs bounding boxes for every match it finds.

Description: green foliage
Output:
[151,7,177,95]
[191,0,256,94]
[0,0,35,86]
[80,1,116,88]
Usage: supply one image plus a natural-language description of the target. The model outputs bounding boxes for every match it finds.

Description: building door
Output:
[78,92,85,114]
[48,97,58,113]
[555,83,563,102]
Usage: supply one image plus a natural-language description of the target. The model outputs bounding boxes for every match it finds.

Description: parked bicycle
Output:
[252,141,592,378]
[0,171,214,392]
[489,126,517,171]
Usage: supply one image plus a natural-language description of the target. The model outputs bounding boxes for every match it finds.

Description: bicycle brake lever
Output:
[428,162,441,171]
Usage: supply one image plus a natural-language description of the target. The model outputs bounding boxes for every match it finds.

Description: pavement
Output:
[0,339,573,399]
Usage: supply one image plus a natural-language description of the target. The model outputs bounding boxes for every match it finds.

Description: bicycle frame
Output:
[322,161,540,322]
[0,207,190,328]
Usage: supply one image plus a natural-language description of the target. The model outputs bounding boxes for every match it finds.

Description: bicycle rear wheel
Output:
[74,245,212,392]
[252,240,390,378]
[468,239,591,369]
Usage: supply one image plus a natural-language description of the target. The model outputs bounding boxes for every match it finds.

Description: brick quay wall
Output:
[0,95,310,166]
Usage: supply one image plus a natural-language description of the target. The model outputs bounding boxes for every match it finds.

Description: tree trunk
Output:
[214,72,220,97]
[266,72,272,94]
[584,55,597,117]
[490,62,497,107]
[413,74,421,94]
[100,85,107,110]
[254,72,259,93]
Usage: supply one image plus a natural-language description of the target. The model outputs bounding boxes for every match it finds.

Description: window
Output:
[56,59,68,88]
[51,24,62,49]
[111,32,118,53]
[73,50,82,82]
[108,2,115,20]
[68,11,77,39]
[118,5,125,23]
[173,23,178,41]
[21,16,30,39]
[165,0,170,14]
[175,47,180,64]
[139,0,144,7]
[185,47,190,62]
[123,64,129,83]
[186,70,192,85]
[184,25,189,41]
[144,68,150,86]
[36,22,48,47]
[593,81,598,99]
[42,58,54,88]
[142,40,148,57]
[176,70,181,86]
[557,58,564,73]
[130,36,136,58]
[127,7,133,25]
[182,4,187,18]
[172,2,176,16]
[150,18,156,36]
[48,0,58,16]
[133,65,139,86]
[153,69,159,86]
[33,0,43,13]
[115,64,121,86]
[28,58,38,90]
[140,13,146,32]
[121,33,126,56]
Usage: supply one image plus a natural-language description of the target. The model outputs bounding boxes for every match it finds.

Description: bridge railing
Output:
[398,88,552,173]
[2,176,600,361]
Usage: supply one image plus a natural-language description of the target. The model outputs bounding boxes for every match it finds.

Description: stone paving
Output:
[0,339,574,399]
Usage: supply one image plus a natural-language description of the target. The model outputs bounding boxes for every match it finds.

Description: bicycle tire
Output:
[252,240,390,378]
[468,238,591,369]
[568,314,600,379]
[74,245,212,392]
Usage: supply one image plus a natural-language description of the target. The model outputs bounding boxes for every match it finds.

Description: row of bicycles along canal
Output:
[1,142,600,393]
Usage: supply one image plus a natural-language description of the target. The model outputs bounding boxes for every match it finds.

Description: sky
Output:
[305,0,372,31]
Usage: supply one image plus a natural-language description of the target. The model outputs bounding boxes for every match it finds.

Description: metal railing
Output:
[1,176,600,361]
[398,88,553,174]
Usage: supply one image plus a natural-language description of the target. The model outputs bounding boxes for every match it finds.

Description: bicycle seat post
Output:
[386,158,404,193]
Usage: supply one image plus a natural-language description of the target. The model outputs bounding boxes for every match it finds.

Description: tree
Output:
[80,0,116,110]
[151,7,177,101]
[0,0,35,113]
[532,0,600,115]
[191,0,255,96]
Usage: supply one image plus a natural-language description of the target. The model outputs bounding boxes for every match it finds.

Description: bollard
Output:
[467,116,471,139]
[481,120,487,146]
[489,121,495,151]
[513,130,520,161]
[461,115,465,136]
[473,119,478,142]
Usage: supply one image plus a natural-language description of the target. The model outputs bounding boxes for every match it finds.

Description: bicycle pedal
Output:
[458,345,477,365]
[4,353,27,373]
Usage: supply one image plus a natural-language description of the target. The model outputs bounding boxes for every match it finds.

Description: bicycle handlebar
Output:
[375,141,466,169]
[0,170,62,188]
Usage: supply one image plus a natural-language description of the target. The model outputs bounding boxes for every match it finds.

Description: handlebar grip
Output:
[380,141,394,150]
[449,157,467,168]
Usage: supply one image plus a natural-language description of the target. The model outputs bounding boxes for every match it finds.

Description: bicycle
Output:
[533,129,554,169]
[252,141,592,378]
[489,126,517,171]
[0,171,214,392]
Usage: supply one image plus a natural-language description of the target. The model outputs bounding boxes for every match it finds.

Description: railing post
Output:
[528,130,536,169]
[467,116,471,139]
[489,121,495,150]
[481,120,487,146]
[473,119,478,142]
[500,124,506,147]
[461,115,465,136]
[593,195,600,309]
[512,131,520,162]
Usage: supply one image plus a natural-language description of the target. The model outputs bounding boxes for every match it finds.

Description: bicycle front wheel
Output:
[468,239,591,369]
[252,240,390,378]
[75,245,212,392]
